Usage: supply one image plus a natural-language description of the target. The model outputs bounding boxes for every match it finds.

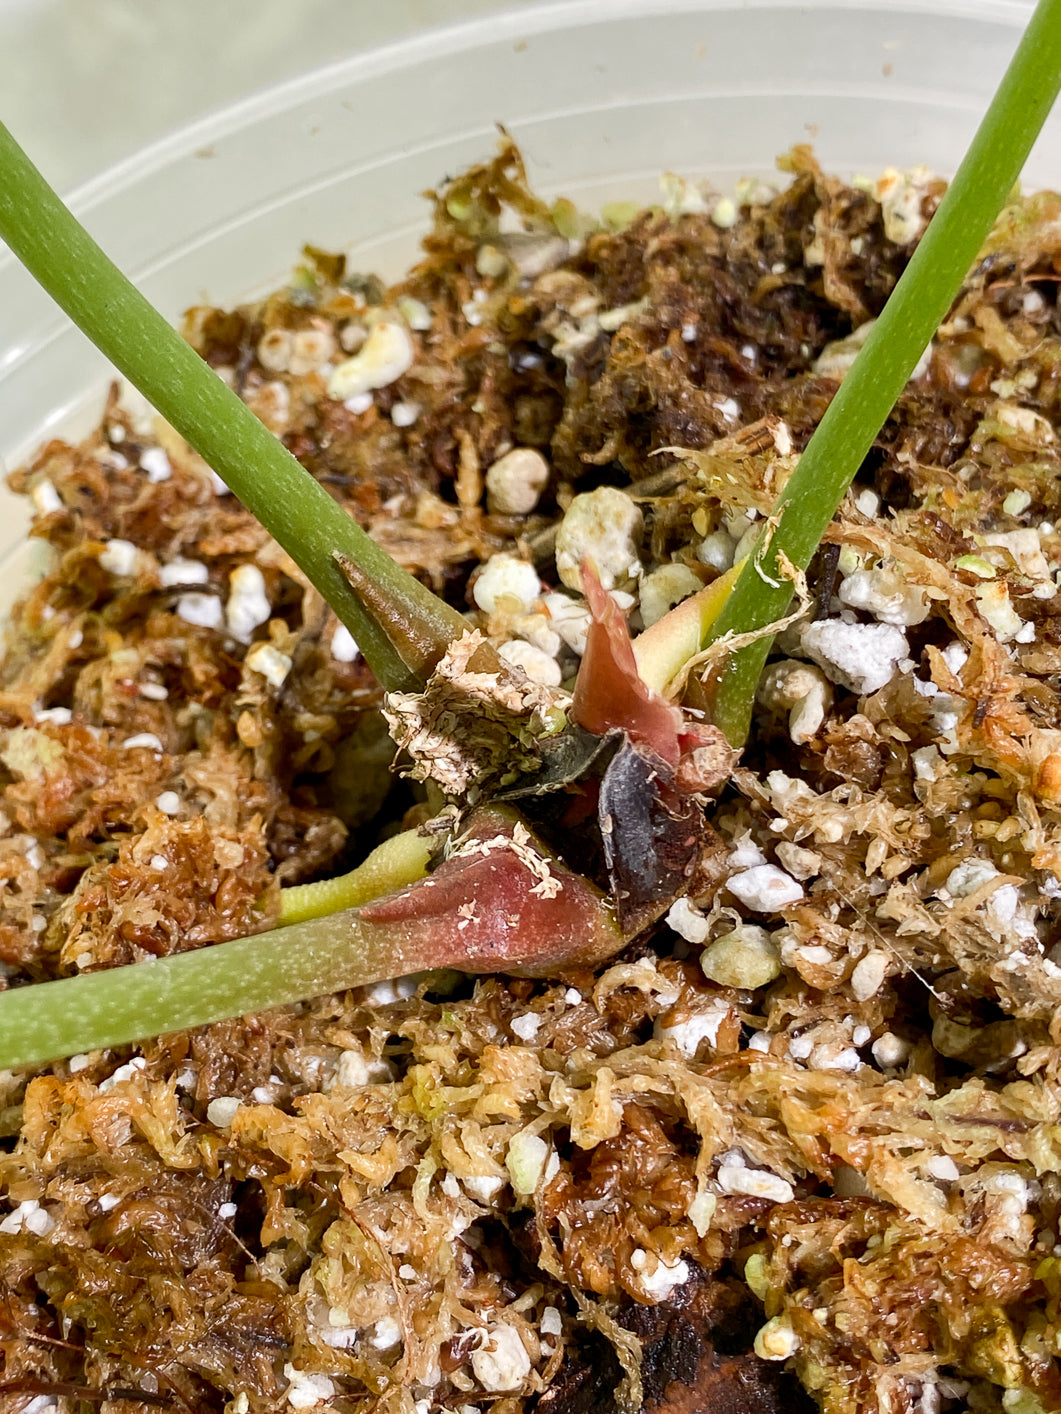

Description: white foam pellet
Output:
[68,1053,91,1073]
[474,554,542,614]
[472,1324,531,1392]
[123,733,163,752]
[207,1096,241,1128]
[245,643,292,689]
[391,400,421,428]
[800,619,909,695]
[555,487,643,592]
[344,392,373,415]
[334,1049,371,1090]
[486,447,551,515]
[226,564,271,642]
[497,639,561,687]
[23,1205,56,1237]
[875,166,933,244]
[257,329,293,372]
[156,791,180,816]
[852,1025,871,1047]
[328,320,414,400]
[330,623,360,663]
[747,1031,771,1053]
[150,854,169,871]
[218,1201,238,1219]
[727,865,803,912]
[140,447,172,483]
[399,1264,418,1281]
[100,539,140,577]
[177,593,224,630]
[139,681,168,700]
[511,1013,541,1042]
[666,897,712,945]
[564,988,583,1006]
[31,479,63,515]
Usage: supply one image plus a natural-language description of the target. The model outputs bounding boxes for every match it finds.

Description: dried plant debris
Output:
[9,141,1061,1412]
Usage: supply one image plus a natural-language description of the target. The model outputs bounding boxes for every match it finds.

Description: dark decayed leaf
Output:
[598,741,705,936]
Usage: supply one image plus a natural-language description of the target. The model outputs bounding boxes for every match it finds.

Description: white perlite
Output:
[838,567,931,627]
[555,487,643,591]
[756,659,833,744]
[100,539,140,577]
[284,1365,336,1410]
[497,639,562,687]
[506,1131,558,1195]
[159,557,209,587]
[726,864,803,912]
[630,1249,690,1302]
[140,447,172,483]
[330,624,360,663]
[245,643,293,689]
[851,950,889,1001]
[485,447,551,515]
[701,926,782,989]
[717,1154,794,1204]
[176,593,224,630]
[327,320,414,400]
[638,562,703,628]
[471,1324,531,1392]
[754,1314,801,1361]
[206,1096,241,1128]
[800,619,909,695]
[473,554,542,615]
[666,896,712,945]
[226,564,271,641]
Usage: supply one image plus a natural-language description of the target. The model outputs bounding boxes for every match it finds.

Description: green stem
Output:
[0,122,467,693]
[279,826,433,925]
[0,910,416,1070]
[706,0,1061,746]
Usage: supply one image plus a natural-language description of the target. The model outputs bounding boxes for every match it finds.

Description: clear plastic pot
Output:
[0,0,1054,598]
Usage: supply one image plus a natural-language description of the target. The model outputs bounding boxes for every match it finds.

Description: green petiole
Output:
[0,122,467,695]
[705,0,1061,746]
